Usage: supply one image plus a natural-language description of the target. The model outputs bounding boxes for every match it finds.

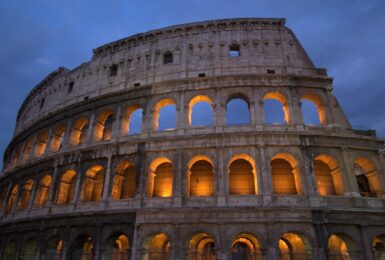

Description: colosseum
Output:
[0,18,384,260]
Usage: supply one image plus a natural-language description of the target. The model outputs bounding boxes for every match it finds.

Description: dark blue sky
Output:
[1,0,385,168]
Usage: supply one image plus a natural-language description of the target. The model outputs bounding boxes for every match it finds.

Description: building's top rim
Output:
[92,18,286,57]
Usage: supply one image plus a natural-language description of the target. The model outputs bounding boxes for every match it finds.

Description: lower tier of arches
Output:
[0,209,385,260]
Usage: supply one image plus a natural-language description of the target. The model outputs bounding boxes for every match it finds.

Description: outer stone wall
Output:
[0,18,385,260]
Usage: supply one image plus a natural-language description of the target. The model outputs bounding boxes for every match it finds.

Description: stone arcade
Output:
[0,18,385,260]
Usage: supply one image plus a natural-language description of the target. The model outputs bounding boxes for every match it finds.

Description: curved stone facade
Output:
[1,18,385,260]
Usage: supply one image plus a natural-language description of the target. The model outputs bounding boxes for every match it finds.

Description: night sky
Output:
[1,0,384,169]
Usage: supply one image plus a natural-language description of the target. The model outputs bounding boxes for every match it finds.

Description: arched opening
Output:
[18,179,34,210]
[373,234,385,260]
[11,144,22,166]
[20,238,38,260]
[111,161,136,200]
[94,111,115,142]
[5,184,19,214]
[50,124,66,152]
[71,235,94,260]
[122,105,143,135]
[2,240,17,260]
[226,96,250,125]
[314,155,344,196]
[70,117,89,145]
[354,157,384,198]
[0,186,7,211]
[188,232,216,260]
[148,158,173,198]
[188,95,213,127]
[45,235,62,260]
[271,154,301,195]
[34,174,52,208]
[231,233,262,260]
[328,234,361,260]
[34,131,49,157]
[187,156,214,197]
[142,233,170,260]
[278,232,311,260]
[264,92,289,125]
[103,233,130,260]
[81,165,105,202]
[301,94,327,126]
[154,99,176,131]
[228,155,257,195]
[22,136,34,161]
[56,170,77,205]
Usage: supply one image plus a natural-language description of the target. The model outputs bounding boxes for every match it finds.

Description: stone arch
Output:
[111,161,136,200]
[278,232,312,259]
[187,155,214,197]
[71,235,94,260]
[226,93,251,125]
[94,110,115,142]
[153,98,177,131]
[70,116,89,145]
[148,157,173,198]
[301,93,327,126]
[22,136,34,161]
[228,154,258,195]
[353,157,384,197]
[34,130,49,157]
[122,104,143,135]
[20,237,38,260]
[80,165,105,202]
[102,232,130,260]
[271,153,302,195]
[5,184,19,214]
[314,154,344,196]
[142,232,170,260]
[56,170,77,205]
[50,123,66,152]
[187,232,216,260]
[45,235,62,260]
[231,232,263,260]
[188,95,214,127]
[372,234,385,260]
[18,179,34,210]
[2,239,17,259]
[263,91,290,124]
[327,233,362,260]
[34,174,52,208]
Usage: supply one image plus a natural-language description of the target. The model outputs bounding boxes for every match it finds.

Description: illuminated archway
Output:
[5,184,19,214]
[56,170,76,205]
[301,93,327,126]
[154,99,176,131]
[122,105,143,135]
[46,235,62,260]
[373,234,385,260]
[187,156,214,196]
[148,158,173,198]
[34,174,52,208]
[188,95,213,127]
[271,153,301,195]
[94,110,115,142]
[263,92,290,125]
[142,233,170,260]
[70,117,89,145]
[18,179,34,210]
[231,233,262,260]
[50,124,66,152]
[328,233,361,260]
[353,157,384,197]
[22,136,34,161]
[313,155,344,196]
[188,232,216,260]
[228,154,258,195]
[71,235,94,260]
[111,161,136,199]
[81,165,105,202]
[278,232,311,260]
[34,130,49,157]
[103,233,130,260]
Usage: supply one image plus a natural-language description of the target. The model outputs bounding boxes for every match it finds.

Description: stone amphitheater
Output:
[0,18,384,260]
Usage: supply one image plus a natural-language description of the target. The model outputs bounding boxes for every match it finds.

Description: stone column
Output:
[177,92,186,134]
[359,225,375,260]
[62,120,73,148]
[46,162,59,208]
[258,145,272,195]
[340,147,360,196]
[86,113,96,144]
[173,150,182,206]
[101,154,113,205]
[73,164,84,206]
[215,89,225,131]
[251,146,262,194]
[94,225,102,260]
[376,149,385,198]
[28,134,38,160]
[111,104,122,139]
[289,86,304,128]
[27,177,39,211]
[11,183,23,214]
[1,181,13,216]
[216,147,226,206]
[299,146,317,195]
[43,128,54,156]
[254,88,264,128]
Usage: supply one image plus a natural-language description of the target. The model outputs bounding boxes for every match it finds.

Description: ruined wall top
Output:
[15,18,327,136]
